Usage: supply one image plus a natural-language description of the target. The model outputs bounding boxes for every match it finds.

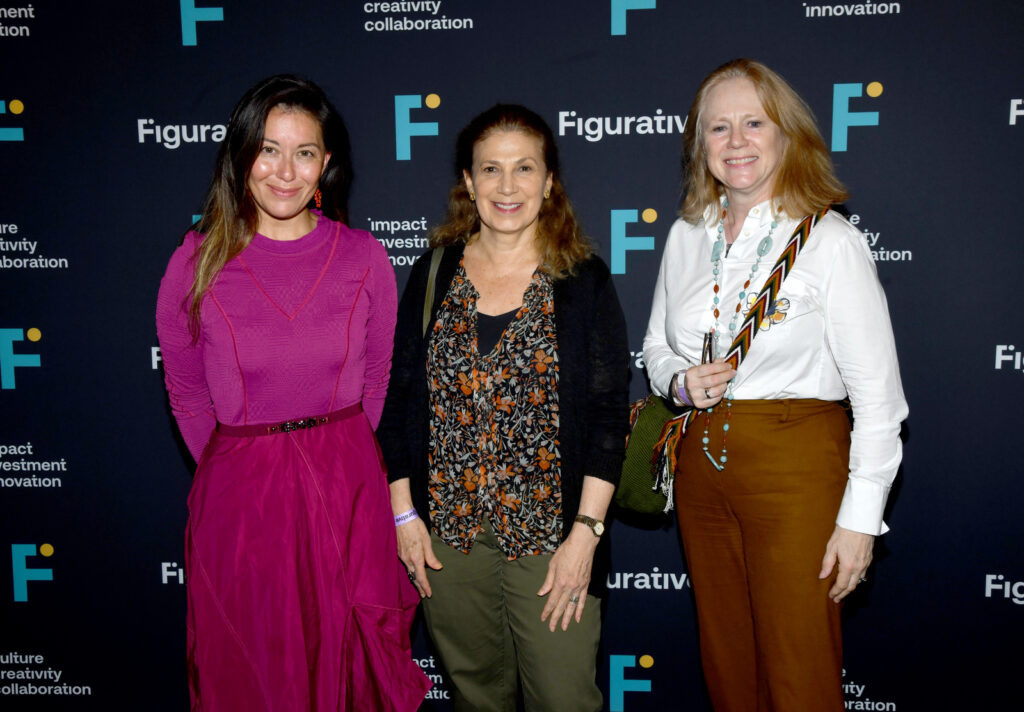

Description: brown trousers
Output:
[675,399,850,712]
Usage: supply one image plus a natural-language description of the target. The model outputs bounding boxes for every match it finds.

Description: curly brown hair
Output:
[429,104,591,278]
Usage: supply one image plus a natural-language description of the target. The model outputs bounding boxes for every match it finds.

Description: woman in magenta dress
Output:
[156,75,430,711]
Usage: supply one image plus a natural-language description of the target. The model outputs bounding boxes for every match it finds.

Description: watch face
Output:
[593,521,605,536]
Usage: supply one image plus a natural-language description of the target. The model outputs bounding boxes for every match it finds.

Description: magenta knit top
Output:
[156,215,397,461]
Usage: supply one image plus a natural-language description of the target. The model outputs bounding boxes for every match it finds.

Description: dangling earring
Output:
[469,189,475,201]
[543,188,551,199]
[314,189,322,209]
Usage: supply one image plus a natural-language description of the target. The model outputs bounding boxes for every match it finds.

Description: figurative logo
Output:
[161,561,185,584]
[394,94,440,160]
[11,543,54,602]
[995,344,1022,372]
[831,81,883,151]
[137,119,227,149]
[180,0,223,46]
[985,574,1024,605]
[609,654,654,711]
[1010,99,1024,126]
[610,209,657,274]
[606,566,690,590]
[0,327,41,389]
[558,109,686,143]
[610,0,656,35]
[0,97,25,141]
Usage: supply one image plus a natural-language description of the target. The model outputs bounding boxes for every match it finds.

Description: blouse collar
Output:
[702,198,785,240]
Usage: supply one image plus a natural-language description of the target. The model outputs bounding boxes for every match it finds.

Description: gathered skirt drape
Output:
[186,406,430,711]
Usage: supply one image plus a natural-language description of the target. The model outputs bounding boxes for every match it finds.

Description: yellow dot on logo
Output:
[39,543,54,557]
[639,654,654,668]
[425,93,441,109]
[641,209,658,223]
[26,327,42,342]
[866,82,883,98]
[9,99,25,114]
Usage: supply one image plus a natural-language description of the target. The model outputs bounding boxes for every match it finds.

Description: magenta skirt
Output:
[186,404,430,711]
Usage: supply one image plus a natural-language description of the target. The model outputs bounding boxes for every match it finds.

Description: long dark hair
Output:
[430,103,591,278]
[187,74,353,336]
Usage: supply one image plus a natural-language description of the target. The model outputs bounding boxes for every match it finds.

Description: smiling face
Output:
[247,106,331,238]
[463,129,553,243]
[701,76,786,210]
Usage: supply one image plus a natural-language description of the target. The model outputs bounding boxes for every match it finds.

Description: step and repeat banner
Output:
[2,1,1022,709]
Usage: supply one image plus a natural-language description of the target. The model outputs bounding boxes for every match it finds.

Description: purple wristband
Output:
[676,373,694,407]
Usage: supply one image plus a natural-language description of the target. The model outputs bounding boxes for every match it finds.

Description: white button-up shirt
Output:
[643,202,908,535]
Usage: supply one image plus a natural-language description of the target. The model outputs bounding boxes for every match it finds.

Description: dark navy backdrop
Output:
[2,1,1022,709]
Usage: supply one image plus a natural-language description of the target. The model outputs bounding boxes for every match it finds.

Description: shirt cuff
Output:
[647,354,690,400]
[835,477,891,536]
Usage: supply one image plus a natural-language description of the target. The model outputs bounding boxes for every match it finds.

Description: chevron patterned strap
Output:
[724,209,829,370]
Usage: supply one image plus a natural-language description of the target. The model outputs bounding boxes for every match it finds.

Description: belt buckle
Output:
[276,416,325,433]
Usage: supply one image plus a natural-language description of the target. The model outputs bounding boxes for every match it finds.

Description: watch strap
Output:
[574,514,604,536]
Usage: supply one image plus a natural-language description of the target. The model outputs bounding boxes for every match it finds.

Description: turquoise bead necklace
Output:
[702,199,778,471]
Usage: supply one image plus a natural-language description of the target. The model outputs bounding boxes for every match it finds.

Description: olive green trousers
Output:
[422,520,602,712]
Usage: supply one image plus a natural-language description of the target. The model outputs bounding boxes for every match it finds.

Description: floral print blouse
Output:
[427,263,562,560]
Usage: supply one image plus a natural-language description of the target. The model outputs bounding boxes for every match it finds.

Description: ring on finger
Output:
[858,577,867,583]
[407,570,417,583]
[704,388,712,399]
[568,594,580,604]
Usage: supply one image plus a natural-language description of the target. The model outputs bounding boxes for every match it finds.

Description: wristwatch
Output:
[574,514,605,537]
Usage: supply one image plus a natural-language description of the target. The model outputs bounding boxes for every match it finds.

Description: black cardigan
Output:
[377,244,630,592]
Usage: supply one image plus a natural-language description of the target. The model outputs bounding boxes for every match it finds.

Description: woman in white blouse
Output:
[643,58,907,711]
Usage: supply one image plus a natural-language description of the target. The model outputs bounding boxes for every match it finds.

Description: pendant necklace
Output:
[702,200,777,471]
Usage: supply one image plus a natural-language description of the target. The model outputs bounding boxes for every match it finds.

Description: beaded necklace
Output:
[702,200,778,471]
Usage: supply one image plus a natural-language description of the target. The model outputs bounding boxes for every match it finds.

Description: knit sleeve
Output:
[378,249,433,482]
[155,233,216,462]
[581,258,631,484]
[361,236,398,429]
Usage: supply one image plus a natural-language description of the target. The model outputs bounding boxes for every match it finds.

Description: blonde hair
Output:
[680,58,848,224]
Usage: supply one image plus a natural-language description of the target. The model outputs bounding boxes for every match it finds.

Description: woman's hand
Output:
[538,524,599,631]
[819,524,874,603]
[390,478,442,598]
[396,516,442,598]
[674,359,737,408]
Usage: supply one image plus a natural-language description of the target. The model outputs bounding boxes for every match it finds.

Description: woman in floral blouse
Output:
[378,104,629,712]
